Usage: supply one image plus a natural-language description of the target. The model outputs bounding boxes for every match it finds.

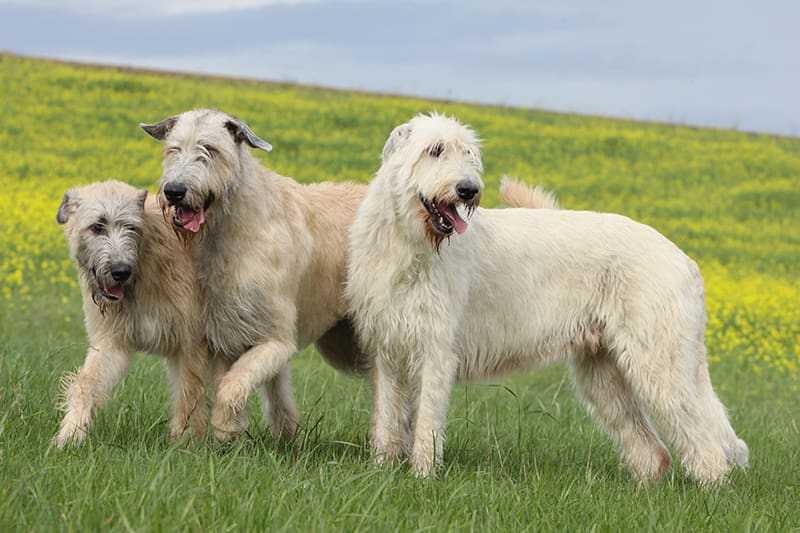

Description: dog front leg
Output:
[410,349,459,477]
[211,338,297,442]
[370,350,411,465]
[165,343,209,443]
[208,356,249,437]
[54,340,133,449]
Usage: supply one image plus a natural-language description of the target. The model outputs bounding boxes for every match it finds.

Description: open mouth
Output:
[172,195,213,233]
[419,193,471,235]
[100,283,125,301]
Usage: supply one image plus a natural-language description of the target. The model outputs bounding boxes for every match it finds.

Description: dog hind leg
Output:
[258,366,299,441]
[693,345,749,468]
[619,338,733,486]
[570,352,672,483]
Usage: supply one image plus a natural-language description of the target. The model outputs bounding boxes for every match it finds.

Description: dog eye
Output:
[166,146,181,156]
[90,223,106,235]
[428,143,444,158]
[202,144,217,157]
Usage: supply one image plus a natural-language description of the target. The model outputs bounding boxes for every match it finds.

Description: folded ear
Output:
[56,190,78,225]
[224,117,273,152]
[137,189,148,210]
[140,115,178,141]
[381,122,412,162]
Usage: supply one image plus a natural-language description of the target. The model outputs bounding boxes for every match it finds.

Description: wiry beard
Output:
[158,194,204,247]
[418,201,450,252]
[417,192,477,253]
[92,292,110,316]
[83,268,128,316]
[89,283,119,317]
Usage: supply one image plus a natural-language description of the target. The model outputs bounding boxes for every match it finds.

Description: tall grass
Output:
[1,54,798,531]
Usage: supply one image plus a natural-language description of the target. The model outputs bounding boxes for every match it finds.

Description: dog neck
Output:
[193,155,295,279]
[351,167,435,273]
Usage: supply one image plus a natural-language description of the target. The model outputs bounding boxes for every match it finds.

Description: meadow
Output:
[1,53,798,531]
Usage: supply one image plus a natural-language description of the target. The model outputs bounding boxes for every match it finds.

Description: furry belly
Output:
[454,319,607,381]
[455,349,559,382]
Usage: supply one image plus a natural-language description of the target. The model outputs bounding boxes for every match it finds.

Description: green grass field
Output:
[1,53,799,531]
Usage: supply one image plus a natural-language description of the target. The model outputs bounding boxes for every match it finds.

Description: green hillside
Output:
[1,53,798,531]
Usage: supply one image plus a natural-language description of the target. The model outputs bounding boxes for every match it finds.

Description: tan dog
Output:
[141,109,367,441]
[54,180,209,448]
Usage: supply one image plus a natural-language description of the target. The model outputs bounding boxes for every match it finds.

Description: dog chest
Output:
[109,302,180,356]
[202,288,275,360]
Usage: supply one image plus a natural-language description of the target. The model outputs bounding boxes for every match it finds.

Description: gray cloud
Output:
[1,0,798,135]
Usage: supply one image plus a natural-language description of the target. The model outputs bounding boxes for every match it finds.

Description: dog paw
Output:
[53,412,92,449]
[371,436,405,467]
[628,445,672,485]
[169,420,207,444]
[212,379,250,442]
[372,450,398,468]
[684,450,730,487]
[411,458,436,478]
[269,415,298,442]
[210,399,249,443]
[731,438,749,468]
[210,409,241,442]
[53,426,87,450]
[410,449,440,478]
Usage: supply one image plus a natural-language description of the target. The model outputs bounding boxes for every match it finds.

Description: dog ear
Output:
[381,123,412,162]
[56,190,78,225]
[140,116,178,141]
[136,189,148,210]
[224,118,273,152]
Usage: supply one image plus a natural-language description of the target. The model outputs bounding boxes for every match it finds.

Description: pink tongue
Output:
[104,284,124,299]
[443,205,469,234]
[176,207,205,233]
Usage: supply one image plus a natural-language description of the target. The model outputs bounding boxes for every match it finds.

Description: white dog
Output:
[345,113,748,485]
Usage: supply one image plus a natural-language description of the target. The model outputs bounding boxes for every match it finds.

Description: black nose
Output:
[456,179,480,201]
[110,262,132,282]
[163,182,187,204]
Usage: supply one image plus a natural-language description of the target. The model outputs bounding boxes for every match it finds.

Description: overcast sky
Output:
[2,0,798,136]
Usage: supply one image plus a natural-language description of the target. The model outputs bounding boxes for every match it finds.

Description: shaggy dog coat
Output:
[346,114,748,484]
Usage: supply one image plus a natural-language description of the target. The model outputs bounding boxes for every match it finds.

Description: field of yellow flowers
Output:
[1,53,799,531]
[1,53,797,382]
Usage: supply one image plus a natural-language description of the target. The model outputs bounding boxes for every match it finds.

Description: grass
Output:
[1,53,799,531]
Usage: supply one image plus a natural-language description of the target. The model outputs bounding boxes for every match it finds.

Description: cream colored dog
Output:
[346,113,748,485]
[142,109,367,441]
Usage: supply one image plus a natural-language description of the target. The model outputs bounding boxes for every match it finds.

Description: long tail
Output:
[499,176,559,209]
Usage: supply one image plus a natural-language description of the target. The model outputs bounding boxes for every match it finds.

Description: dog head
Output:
[57,180,148,310]
[141,108,272,236]
[379,113,484,250]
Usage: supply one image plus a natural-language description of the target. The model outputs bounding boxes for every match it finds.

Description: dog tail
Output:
[499,177,559,209]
